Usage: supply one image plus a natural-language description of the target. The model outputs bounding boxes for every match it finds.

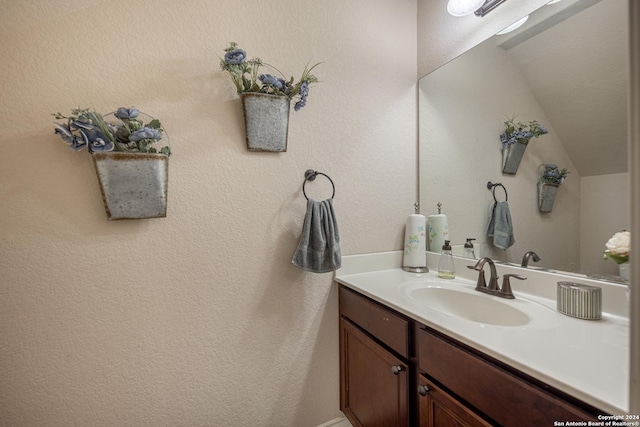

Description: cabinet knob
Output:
[418,384,430,396]
[391,365,403,375]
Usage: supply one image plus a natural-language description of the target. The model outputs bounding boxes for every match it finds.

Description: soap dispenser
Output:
[463,238,476,259]
[438,240,455,279]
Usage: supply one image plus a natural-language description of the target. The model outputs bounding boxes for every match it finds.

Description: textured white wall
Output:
[0,1,417,425]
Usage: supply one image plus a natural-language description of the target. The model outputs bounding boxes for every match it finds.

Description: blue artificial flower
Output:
[54,123,74,145]
[54,123,87,151]
[70,120,93,131]
[115,107,140,120]
[538,125,548,134]
[294,81,309,111]
[224,49,246,65]
[545,164,558,170]
[77,126,114,153]
[129,127,162,141]
[259,74,283,90]
[294,99,306,111]
[299,80,309,97]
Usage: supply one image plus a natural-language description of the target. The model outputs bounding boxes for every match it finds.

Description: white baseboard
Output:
[316,416,352,427]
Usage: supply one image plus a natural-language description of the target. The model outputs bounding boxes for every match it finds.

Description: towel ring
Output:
[487,181,508,202]
[303,169,335,200]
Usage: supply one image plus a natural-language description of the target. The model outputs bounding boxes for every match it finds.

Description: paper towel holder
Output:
[403,206,430,274]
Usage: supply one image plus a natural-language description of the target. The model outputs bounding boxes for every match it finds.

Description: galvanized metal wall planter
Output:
[93,152,169,220]
[241,93,290,152]
[538,182,559,213]
[502,140,527,174]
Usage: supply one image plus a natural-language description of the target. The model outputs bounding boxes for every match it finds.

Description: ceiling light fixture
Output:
[447,0,486,17]
[447,0,508,18]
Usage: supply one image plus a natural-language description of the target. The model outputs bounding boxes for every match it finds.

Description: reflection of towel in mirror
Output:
[292,198,342,273]
[486,201,515,250]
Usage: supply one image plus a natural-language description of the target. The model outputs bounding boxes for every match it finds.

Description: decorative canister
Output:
[92,152,169,220]
[556,282,602,320]
[538,182,560,213]
[502,140,528,174]
[241,92,290,152]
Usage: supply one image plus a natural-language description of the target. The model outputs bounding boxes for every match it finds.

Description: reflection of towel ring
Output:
[303,169,335,200]
[487,181,508,202]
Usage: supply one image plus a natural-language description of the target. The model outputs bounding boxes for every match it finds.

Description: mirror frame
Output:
[629,1,639,413]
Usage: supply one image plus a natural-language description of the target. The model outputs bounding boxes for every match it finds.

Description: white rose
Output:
[605,230,630,256]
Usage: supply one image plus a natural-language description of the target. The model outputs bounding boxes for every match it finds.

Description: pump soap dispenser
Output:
[438,240,455,279]
[463,238,476,259]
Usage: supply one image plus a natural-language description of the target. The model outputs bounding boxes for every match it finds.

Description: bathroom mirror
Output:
[419,0,629,276]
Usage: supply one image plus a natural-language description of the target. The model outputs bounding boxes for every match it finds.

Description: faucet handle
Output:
[501,274,527,299]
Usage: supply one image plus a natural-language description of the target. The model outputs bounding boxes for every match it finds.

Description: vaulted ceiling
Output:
[500,0,628,177]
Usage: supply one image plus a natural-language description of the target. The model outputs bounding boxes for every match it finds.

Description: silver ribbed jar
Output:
[557,282,602,320]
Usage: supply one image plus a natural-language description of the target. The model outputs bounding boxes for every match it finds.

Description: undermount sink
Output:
[406,286,530,326]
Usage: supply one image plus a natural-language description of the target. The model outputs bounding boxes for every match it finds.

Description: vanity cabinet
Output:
[339,285,412,426]
[417,327,599,426]
[338,284,605,427]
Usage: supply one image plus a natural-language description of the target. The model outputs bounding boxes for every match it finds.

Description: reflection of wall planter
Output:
[93,152,169,220]
[502,140,528,174]
[538,182,559,213]
[241,93,290,152]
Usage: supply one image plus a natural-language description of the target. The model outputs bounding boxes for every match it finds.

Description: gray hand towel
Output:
[486,201,515,250]
[292,198,342,273]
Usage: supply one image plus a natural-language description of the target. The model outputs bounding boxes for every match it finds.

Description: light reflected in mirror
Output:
[419,0,629,278]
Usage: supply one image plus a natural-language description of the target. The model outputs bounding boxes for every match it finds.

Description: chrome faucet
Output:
[468,257,526,299]
[521,251,541,268]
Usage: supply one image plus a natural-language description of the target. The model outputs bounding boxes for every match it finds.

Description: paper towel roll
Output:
[427,214,449,252]
[403,214,426,267]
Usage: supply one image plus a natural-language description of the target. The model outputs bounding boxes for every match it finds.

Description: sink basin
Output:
[405,286,530,326]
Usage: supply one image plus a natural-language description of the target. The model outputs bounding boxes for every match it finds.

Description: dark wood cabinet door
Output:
[418,327,600,425]
[418,377,493,427]
[340,318,409,427]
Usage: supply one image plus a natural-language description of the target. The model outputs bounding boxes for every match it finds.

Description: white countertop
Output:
[335,252,630,415]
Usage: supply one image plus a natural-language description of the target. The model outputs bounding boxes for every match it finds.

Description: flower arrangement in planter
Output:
[500,116,548,174]
[540,163,569,185]
[220,42,320,152]
[52,107,171,220]
[53,107,170,154]
[537,164,569,213]
[603,230,631,281]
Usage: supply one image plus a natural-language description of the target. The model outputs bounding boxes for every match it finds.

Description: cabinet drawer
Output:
[418,327,600,426]
[339,285,409,358]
